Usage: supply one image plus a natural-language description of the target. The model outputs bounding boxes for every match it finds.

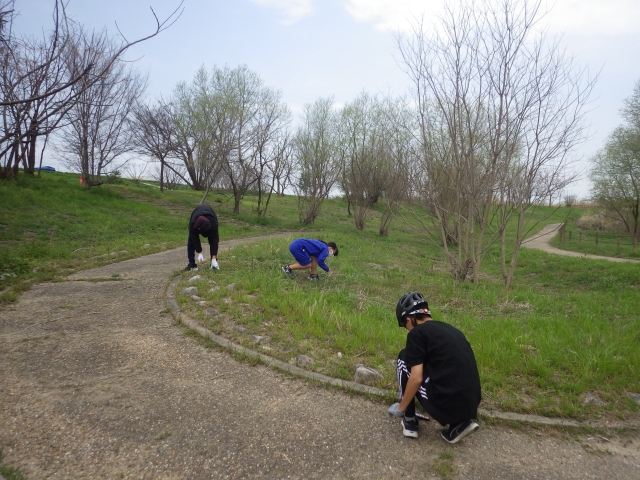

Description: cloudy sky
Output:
[17,0,640,198]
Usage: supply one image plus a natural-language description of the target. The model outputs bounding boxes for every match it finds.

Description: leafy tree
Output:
[590,80,640,242]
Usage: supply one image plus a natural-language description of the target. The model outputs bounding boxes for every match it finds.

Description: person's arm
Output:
[190,229,203,253]
[398,363,423,412]
[208,225,219,259]
[316,249,330,272]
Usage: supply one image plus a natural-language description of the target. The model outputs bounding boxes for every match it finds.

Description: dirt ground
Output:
[1,233,639,479]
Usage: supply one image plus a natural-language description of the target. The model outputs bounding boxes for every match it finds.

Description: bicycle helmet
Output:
[396,291,430,327]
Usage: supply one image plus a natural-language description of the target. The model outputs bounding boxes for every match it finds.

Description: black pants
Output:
[396,349,459,426]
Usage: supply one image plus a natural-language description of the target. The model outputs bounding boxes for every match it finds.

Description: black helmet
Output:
[396,291,429,327]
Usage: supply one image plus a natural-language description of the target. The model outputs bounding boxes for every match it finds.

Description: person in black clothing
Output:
[387,291,481,443]
[186,204,220,271]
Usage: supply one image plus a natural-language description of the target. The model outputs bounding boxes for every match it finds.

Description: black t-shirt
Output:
[405,320,481,419]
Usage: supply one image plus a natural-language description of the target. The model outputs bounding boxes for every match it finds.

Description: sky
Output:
[15,0,640,199]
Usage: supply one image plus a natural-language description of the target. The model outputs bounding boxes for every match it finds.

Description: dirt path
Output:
[522,223,640,263]
[1,234,639,479]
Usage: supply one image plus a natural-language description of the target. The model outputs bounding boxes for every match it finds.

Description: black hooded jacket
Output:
[188,204,219,256]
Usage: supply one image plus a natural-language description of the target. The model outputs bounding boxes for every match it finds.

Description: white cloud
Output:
[544,0,640,36]
[249,0,314,25]
[344,0,437,32]
[344,0,640,36]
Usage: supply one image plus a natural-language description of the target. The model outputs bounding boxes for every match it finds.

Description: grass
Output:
[0,449,25,480]
[550,216,640,259]
[2,172,639,423]
[0,171,295,304]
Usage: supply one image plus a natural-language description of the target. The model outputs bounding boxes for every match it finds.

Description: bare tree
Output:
[256,128,293,216]
[293,97,339,225]
[398,0,595,289]
[0,0,183,180]
[129,99,185,191]
[170,67,224,192]
[213,65,289,214]
[56,29,147,187]
[337,92,387,230]
[377,96,413,236]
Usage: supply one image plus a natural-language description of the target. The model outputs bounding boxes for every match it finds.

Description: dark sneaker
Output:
[282,265,292,274]
[309,274,319,280]
[441,420,479,444]
[185,264,198,272]
[401,416,419,438]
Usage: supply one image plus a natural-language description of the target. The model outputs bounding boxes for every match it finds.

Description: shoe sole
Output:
[441,422,479,444]
[401,420,418,438]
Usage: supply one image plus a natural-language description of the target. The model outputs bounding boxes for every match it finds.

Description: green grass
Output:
[0,171,299,304]
[2,172,639,422]
[0,449,25,480]
[550,216,640,259]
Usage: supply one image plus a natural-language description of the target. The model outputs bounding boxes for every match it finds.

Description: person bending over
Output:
[282,238,338,280]
[388,291,481,444]
[186,204,220,271]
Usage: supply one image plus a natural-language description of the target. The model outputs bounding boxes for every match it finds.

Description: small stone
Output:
[296,355,314,366]
[262,345,272,351]
[188,275,203,283]
[205,308,217,316]
[223,297,233,304]
[208,287,220,293]
[32,267,40,273]
[191,295,202,302]
[197,301,208,306]
[583,393,605,405]
[337,352,343,359]
[181,287,197,295]
[252,335,265,343]
[119,250,128,254]
[110,252,118,257]
[226,283,235,290]
[234,326,246,333]
[354,364,383,385]
[142,244,150,249]
[628,393,640,405]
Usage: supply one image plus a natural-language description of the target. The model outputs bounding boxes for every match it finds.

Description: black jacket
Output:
[188,204,219,255]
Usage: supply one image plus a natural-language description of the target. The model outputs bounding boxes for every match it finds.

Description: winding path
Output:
[522,223,640,263]
[1,233,639,479]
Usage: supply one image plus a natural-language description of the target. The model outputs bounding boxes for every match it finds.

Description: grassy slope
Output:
[2,172,639,421]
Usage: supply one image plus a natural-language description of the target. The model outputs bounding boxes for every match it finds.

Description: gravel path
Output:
[1,234,639,479]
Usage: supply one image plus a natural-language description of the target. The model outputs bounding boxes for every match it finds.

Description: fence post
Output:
[595,232,599,249]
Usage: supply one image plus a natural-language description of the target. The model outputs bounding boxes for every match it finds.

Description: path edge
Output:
[166,274,635,431]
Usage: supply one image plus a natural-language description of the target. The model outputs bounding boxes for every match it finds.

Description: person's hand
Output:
[210,258,219,270]
[387,403,405,417]
[197,253,204,264]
